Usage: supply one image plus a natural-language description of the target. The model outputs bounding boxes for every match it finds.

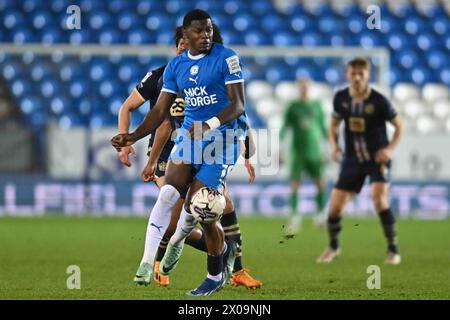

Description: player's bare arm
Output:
[188,82,245,139]
[375,115,404,164]
[329,116,342,161]
[116,89,146,166]
[111,91,176,150]
[141,117,173,182]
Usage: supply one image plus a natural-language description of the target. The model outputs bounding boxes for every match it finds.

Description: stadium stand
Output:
[0,0,449,133]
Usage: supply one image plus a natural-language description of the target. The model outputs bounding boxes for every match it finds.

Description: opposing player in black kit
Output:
[317,58,404,265]
[117,25,262,288]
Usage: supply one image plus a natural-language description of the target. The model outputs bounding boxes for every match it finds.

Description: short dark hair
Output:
[347,57,371,69]
[174,23,222,46]
[174,26,184,47]
[182,9,211,28]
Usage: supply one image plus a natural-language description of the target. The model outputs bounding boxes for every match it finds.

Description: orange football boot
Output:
[153,261,169,286]
[230,268,262,289]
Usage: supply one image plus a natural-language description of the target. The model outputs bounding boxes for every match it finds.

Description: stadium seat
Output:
[274,81,298,104]
[403,99,426,119]
[422,84,449,103]
[426,50,447,70]
[255,98,279,119]
[440,68,450,86]
[246,80,273,102]
[416,115,436,133]
[446,119,450,133]
[309,82,333,101]
[432,99,450,119]
[393,84,410,105]
[1,0,449,130]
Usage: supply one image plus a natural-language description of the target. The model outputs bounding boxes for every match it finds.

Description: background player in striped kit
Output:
[317,58,404,265]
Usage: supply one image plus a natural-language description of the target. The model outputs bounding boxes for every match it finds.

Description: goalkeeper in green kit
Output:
[280,78,328,235]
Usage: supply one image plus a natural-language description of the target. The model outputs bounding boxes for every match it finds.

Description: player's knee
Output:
[329,205,343,218]
[373,197,388,212]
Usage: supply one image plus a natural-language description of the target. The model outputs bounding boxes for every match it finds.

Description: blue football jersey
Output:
[161,43,247,134]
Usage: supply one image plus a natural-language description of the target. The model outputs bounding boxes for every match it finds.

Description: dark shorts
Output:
[155,158,168,178]
[334,160,391,194]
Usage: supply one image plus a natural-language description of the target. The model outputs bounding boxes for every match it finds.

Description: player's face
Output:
[298,79,309,100]
[185,19,213,54]
[346,66,370,92]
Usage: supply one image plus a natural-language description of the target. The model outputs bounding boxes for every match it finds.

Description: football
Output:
[189,187,226,224]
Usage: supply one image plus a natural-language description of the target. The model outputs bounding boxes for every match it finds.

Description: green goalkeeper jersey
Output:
[281,99,327,160]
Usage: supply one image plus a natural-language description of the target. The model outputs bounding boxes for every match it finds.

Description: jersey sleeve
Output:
[135,70,160,101]
[161,60,178,94]
[379,94,398,121]
[332,92,344,120]
[221,48,244,85]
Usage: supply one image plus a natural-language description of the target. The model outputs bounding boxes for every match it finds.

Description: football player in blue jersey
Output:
[117,24,261,289]
[112,9,252,296]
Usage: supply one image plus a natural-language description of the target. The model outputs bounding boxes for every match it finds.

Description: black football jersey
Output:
[135,65,184,159]
[332,87,397,164]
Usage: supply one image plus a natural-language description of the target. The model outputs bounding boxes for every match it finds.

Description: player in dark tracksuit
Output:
[117,25,261,288]
[317,58,404,265]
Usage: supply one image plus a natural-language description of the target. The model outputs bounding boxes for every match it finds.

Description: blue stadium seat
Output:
[427,50,447,70]
[290,14,311,33]
[432,17,449,36]
[388,32,412,51]
[416,33,436,51]
[410,67,431,85]
[69,29,95,44]
[397,50,419,70]
[58,113,87,128]
[41,28,65,43]
[404,17,425,35]
[318,15,339,34]
[249,0,273,17]
[261,13,287,33]
[233,13,256,32]
[440,68,450,86]
[1,1,449,128]
[99,29,124,44]
[220,30,244,45]
[244,30,271,46]
[89,12,111,31]
[273,31,301,46]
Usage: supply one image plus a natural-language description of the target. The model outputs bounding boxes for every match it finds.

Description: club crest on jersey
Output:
[365,104,375,114]
[190,65,199,75]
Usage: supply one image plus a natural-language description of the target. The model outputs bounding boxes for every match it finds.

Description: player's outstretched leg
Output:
[220,206,262,289]
[134,161,192,286]
[313,177,328,229]
[317,188,353,263]
[152,195,185,286]
[160,206,198,275]
[185,180,228,296]
[372,182,401,265]
[286,180,302,235]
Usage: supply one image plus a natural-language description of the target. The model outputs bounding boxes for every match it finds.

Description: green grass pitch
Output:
[0,216,449,299]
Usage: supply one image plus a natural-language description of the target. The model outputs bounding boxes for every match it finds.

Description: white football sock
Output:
[169,207,197,246]
[206,273,223,281]
[141,184,180,265]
